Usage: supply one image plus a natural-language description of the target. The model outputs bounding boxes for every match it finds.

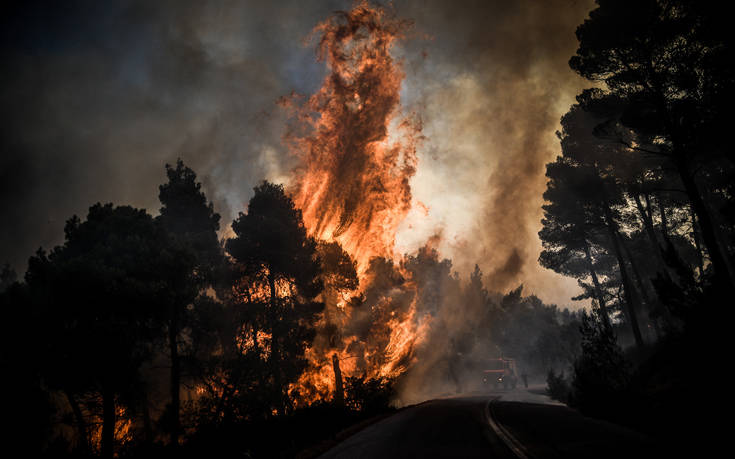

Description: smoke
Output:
[275,2,593,407]
[2,0,592,306]
[0,0,336,268]
[2,0,597,409]
[392,0,594,304]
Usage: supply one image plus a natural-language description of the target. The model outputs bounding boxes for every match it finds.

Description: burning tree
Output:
[157,159,222,445]
[277,0,430,405]
[226,181,324,414]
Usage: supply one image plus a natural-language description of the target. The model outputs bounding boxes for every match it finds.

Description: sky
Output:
[1,0,595,308]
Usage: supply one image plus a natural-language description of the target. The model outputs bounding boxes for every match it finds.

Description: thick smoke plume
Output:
[2,0,592,308]
[393,0,594,302]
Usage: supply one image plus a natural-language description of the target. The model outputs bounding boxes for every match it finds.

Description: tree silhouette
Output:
[0,269,57,455]
[541,94,717,346]
[226,181,324,414]
[157,159,222,446]
[571,309,630,419]
[540,152,617,330]
[26,204,170,458]
[570,0,735,293]
[0,263,17,292]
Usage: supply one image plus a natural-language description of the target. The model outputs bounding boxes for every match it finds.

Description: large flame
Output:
[284,1,420,272]
[282,1,428,405]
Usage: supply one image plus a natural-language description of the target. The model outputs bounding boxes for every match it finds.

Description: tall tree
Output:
[540,156,617,330]
[570,0,735,292]
[542,101,650,347]
[27,204,170,458]
[311,241,359,380]
[157,159,222,446]
[0,271,58,455]
[226,181,324,414]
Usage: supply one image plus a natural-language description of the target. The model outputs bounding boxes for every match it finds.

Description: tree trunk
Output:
[268,272,284,415]
[620,234,662,340]
[141,391,153,445]
[633,193,671,279]
[689,203,705,279]
[246,287,262,357]
[64,390,88,453]
[650,82,735,293]
[332,354,344,406]
[583,240,612,331]
[675,158,735,293]
[657,196,670,244]
[101,386,115,459]
[632,193,675,325]
[638,194,662,247]
[602,199,645,349]
[169,302,180,447]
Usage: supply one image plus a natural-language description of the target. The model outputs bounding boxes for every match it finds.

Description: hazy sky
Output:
[1,0,594,307]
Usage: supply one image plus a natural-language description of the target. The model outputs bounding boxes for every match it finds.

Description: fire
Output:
[379,296,431,379]
[283,1,420,273]
[89,405,133,455]
[282,1,429,405]
[237,329,272,359]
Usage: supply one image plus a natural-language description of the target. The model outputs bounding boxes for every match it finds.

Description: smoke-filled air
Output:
[279,2,567,405]
[3,0,732,457]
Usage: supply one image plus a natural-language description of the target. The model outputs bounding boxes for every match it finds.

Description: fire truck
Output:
[482,358,518,389]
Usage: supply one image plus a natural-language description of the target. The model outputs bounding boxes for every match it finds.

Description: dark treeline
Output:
[0,161,348,458]
[540,0,733,447]
[0,158,581,458]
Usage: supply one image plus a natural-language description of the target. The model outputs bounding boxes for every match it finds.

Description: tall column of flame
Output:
[282,2,428,404]
[286,1,419,271]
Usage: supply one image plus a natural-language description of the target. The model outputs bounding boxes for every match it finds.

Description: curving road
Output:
[319,389,659,458]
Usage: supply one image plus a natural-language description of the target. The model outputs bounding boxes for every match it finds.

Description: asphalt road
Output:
[319,390,660,458]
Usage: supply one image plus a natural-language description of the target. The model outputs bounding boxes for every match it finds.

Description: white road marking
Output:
[485,398,531,459]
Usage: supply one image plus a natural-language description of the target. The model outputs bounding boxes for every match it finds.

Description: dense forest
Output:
[1,160,582,458]
[540,0,733,445]
[2,0,733,457]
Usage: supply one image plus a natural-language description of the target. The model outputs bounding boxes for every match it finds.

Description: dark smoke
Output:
[2,0,593,308]
[393,0,594,302]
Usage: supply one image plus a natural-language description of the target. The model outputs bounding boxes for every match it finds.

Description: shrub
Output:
[344,376,394,415]
[570,311,630,420]
[546,369,571,403]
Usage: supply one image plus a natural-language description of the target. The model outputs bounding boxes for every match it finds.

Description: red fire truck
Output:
[482,358,518,389]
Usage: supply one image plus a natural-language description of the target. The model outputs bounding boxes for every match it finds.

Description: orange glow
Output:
[89,405,133,455]
[284,1,420,274]
[282,2,428,405]
[237,329,272,359]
